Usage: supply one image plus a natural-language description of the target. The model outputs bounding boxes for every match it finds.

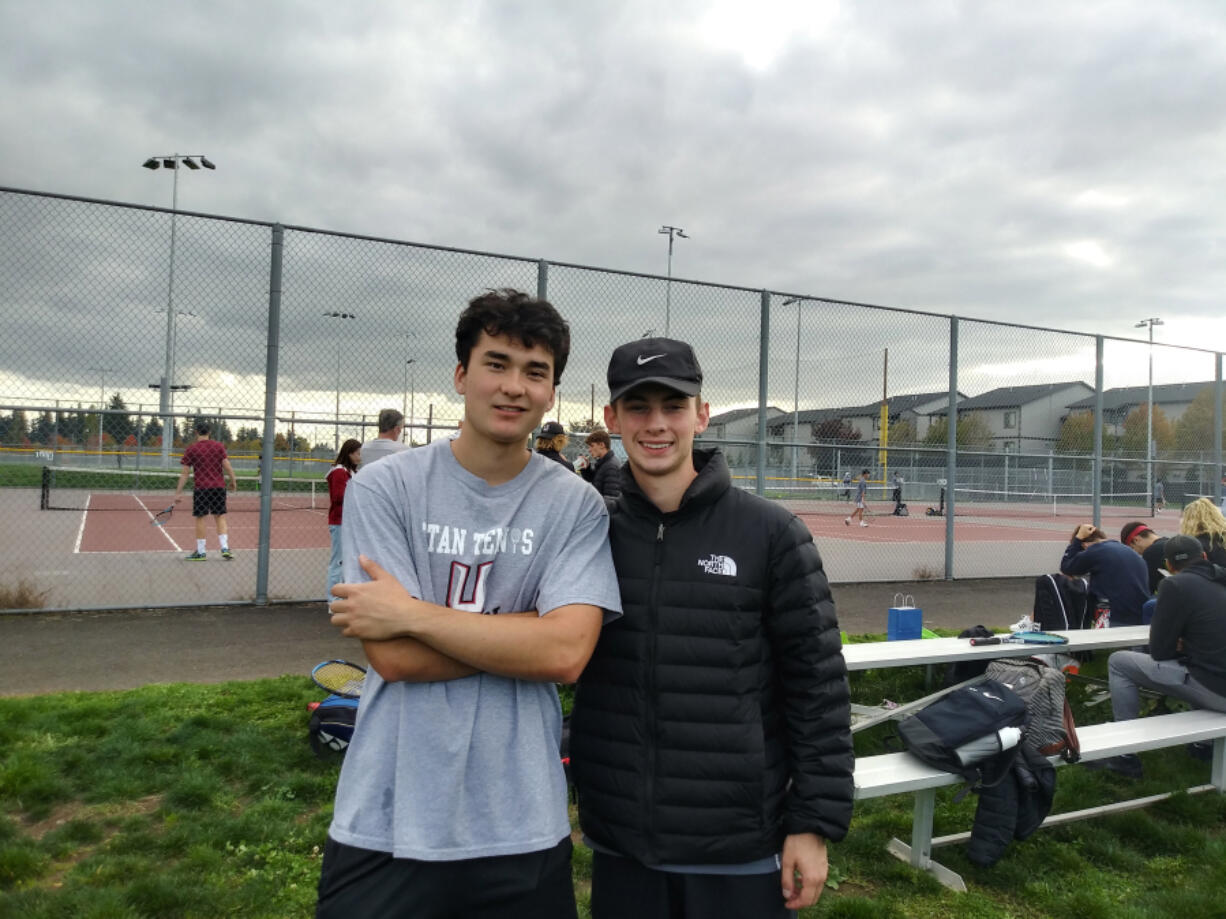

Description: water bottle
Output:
[1093,597,1111,629]
[953,726,1022,766]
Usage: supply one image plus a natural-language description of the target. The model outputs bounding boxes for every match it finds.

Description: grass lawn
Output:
[2,652,1225,917]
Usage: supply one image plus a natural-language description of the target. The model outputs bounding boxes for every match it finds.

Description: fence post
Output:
[1215,353,1223,504]
[256,224,284,605]
[756,290,770,497]
[944,317,958,579]
[537,259,549,301]
[1092,336,1104,526]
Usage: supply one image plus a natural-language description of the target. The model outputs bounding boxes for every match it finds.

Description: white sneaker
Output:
[860,521,869,527]
[844,517,850,525]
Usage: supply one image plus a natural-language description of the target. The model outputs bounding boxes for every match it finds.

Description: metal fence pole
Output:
[756,291,770,497]
[1092,335,1104,525]
[1215,353,1224,504]
[537,259,549,301]
[944,317,958,579]
[255,224,284,604]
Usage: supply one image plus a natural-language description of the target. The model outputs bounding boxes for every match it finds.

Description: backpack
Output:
[985,657,1080,761]
[1032,573,1095,631]
[308,694,359,761]
[897,679,1029,793]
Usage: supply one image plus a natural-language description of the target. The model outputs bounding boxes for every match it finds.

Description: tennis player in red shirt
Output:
[173,421,238,561]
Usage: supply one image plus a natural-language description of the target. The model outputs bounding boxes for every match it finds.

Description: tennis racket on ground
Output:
[311,659,367,698]
[151,504,175,526]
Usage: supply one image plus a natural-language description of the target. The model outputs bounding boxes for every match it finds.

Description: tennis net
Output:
[39,466,323,513]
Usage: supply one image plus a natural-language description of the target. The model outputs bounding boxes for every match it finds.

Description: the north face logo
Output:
[697,554,737,576]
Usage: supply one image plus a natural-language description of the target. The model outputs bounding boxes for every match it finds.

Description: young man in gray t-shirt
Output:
[319,290,622,919]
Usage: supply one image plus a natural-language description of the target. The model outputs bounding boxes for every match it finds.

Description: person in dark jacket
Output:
[1060,524,1150,626]
[1120,521,1169,596]
[578,429,621,498]
[1090,535,1226,779]
[570,337,854,917]
[535,420,575,471]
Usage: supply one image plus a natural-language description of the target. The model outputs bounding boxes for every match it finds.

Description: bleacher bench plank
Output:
[853,709,1226,891]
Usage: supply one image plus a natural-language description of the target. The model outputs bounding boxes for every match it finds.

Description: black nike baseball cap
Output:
[607,337,703,403]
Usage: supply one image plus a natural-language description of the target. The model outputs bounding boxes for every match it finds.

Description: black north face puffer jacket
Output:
[570,449,854,866]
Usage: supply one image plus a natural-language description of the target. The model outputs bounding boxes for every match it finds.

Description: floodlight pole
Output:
[324,312,357,450]
[403,358,417,443]
[1136,317,1163,515]
[144,153,215,467]
[659,225,688,338]
[88,367,115,465]
[783,297,807,484]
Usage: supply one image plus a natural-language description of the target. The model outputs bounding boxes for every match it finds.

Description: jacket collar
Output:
[619,448,730,516]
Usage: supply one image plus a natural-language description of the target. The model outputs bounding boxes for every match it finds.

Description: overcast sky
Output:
[2,0,1224,435]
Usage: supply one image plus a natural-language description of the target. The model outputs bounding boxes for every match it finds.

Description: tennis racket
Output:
[311,659,367,698]
[151,504,175,526]
[1005,631,1070,645]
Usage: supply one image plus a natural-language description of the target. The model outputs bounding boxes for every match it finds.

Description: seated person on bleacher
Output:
[1060,524,1150,626]
[1089,535,1226,779]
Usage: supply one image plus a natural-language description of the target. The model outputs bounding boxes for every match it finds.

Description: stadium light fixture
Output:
[1135,317,1164,514]
[183,157,200,170]
[658,225,689,337]
[144,153,216,466]
[324,312,358,450]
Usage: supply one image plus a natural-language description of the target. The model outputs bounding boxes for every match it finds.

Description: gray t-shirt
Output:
[358,436,409,469]
[328,439,622,861]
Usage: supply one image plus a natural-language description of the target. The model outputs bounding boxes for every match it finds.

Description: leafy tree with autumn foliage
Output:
[1174,388,1226,458]
[1055,412,1096,456]
[922,412,994,449]
[1119,404,1174,460]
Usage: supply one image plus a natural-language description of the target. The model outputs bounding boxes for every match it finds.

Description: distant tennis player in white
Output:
[173,421,238,561]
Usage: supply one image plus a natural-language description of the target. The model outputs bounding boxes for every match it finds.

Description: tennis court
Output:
[6,465,1170,609]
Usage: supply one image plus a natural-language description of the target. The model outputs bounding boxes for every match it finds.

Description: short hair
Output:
[585,430,611,448]
[377,409,405,433]
[455,289,571,384]
[1120,522,1154,547]
[861,469,870,476]
[195,421,210,436]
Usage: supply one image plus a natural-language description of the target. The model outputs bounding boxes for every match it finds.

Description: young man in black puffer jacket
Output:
[569,337,854,917]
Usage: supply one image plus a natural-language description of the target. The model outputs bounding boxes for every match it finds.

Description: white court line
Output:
[136,495,182,551]
[72,497,89,553]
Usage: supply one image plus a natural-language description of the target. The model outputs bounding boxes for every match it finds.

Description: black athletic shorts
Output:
[591,850,794,919]
[192,487,227,518]
[316,835,577,919]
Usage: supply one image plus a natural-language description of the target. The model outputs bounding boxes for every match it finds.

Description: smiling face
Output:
[455,330,556,448]
[605,384,709,500]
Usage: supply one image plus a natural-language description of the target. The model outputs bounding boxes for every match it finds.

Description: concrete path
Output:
[1,576,1035,696]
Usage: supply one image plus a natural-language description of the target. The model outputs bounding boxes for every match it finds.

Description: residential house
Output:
[932,381,1093,452]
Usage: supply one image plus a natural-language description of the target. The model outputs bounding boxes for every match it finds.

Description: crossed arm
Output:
[329,555,603,684]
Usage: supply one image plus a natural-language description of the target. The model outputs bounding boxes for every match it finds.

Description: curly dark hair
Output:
[455,289,570,384]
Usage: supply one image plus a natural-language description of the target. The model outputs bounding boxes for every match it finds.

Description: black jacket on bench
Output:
[570,449,854,866]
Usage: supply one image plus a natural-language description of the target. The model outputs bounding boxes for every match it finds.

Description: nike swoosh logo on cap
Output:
[636,354,666,365]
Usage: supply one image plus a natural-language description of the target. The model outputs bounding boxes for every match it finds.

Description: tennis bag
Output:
[897,679,1028,793]
[985,657,1080,761]
[308,694,359,760]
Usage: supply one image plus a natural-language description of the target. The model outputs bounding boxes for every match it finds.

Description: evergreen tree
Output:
[102,394,134,447]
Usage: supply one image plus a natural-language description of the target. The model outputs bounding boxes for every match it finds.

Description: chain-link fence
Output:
[2,186,1223,610]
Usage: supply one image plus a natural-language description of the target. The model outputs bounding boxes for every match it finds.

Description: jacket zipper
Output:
[645,520,665,853]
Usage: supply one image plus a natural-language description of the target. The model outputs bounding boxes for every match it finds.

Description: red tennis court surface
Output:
[74,502,329,553]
